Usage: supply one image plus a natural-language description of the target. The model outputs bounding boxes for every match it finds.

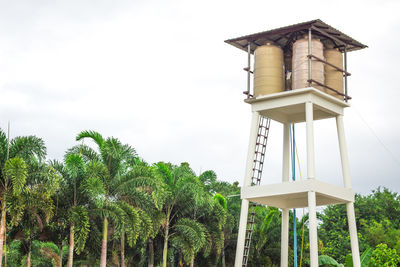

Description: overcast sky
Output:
[1,0,399,195]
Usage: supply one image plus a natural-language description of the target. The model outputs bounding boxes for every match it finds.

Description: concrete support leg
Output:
[308,191,318,267]
[336,115,351,188]
[235,199,249,267]
[305,101,318,266]
[281,208,289,267]
[282,123,290,182]
[244,112,261,187]
[336,115,361,266]
[305,102,315,179]
[346,202,361,267]
[234,112,260,267]
[306,102,318,266]
[280,123,290,267]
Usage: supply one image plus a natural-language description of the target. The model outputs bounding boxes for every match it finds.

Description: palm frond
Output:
[171,218,207,263]
[213,193,227,210]
[93,201,125,230]
[112,170,156,197]
[65,144,100,162]
[116,201,140,246]
[172,162,196,178]
[150,211,165,238]
[199,170,217,186]
[174,218,207,251]
[3,157,27,195]
[84,160,109,186]
[137,209,152,241]
[65,153,84,178]
[120,190,154,212]
[176,175,205,208]
[155,162,173,187]
[48,159,64,175]
[27,189,55,223]
[70,205,90,254]
[6,192,26,226]
[80,176,106,201]
[9,136,47,162]
[76,130,105,148]
[0,129,8,168]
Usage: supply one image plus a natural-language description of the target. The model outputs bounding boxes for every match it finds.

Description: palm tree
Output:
[51,153,92,267]
[114,161,160,267]
[8,159,59,267]
[204,194,228,267]
[74,130,146,267]
[0,129,46,266]
[171,218,207,266]
[2,157,27,265]
[154,162,207,267]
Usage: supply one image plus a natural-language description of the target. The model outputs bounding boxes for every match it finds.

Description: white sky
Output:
[1,0,400,195]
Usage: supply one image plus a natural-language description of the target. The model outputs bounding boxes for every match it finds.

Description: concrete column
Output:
[234,112,260,267]
[308,191,318,267]
[346,202,361,267]
[305,102,315,179]
[280,123,290,267]
[244,112,260,187]
[235,199,250,267]
[282,123,290,182]
[281,208,289,267]
[307,103,317,267]
[337,115,361,266]
[336,115,351,188]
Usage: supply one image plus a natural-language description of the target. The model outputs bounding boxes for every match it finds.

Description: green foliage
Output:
[213,193,227,210]
[362,220,400,249]
[318,255,344,266]
[116,201,141,246]
[370,243,400,267]
[4,129,400,267]
[171,218,207,263]
[70,205,90,254]
[319,188,400,263]
[3,157,27,195]
[9,135,47,163]
[360,247,372,267]
[343,247,373,267]
[37,241,61,266]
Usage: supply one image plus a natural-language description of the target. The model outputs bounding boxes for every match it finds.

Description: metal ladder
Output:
[242,115,271,266]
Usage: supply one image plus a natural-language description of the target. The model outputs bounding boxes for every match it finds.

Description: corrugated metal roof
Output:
[225,19,367,54]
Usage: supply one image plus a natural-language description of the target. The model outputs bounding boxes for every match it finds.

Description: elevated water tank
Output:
[292,37,324,91]
[253,43,284,97]
[324,48,343,99]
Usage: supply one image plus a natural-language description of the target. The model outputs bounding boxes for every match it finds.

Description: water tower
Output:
[225,20,367,267]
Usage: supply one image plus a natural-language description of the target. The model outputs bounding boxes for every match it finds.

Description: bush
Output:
[369,243,400,267]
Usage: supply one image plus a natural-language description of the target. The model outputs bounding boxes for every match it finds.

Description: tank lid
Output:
[225,19,367,54]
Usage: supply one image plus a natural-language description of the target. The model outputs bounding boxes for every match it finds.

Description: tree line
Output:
[0,129,399,266]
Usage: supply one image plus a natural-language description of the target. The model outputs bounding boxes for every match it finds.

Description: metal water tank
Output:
[253,43,284,97]
[292,37,324,91]
[324,48,343,99]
